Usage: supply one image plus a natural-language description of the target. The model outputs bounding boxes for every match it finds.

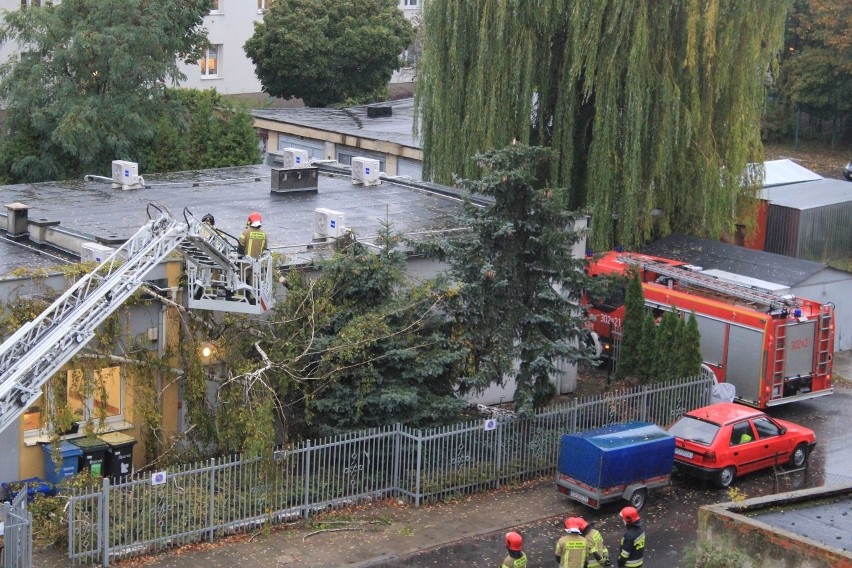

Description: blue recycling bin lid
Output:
[42,441,84,457]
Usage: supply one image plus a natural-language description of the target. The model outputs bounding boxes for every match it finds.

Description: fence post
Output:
[2,500,9,567]
[101,477,111,567]
[414,431,423,508]
[209,457,216,542]
[495,420,503,485]
[303,440,312,519]
[392,423,401,495]
[641,386,649,422]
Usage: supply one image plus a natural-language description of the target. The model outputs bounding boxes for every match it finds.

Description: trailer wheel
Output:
[628,488,647,511]
[789,444,808,468]
[717,466,736,488]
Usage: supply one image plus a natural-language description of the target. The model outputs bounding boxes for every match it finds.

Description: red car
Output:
[667,403,816,488]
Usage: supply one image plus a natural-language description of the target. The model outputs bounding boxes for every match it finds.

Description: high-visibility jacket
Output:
[555,533,588,568]
[618,522,645,567]
[238,227,267,258]
[584,526,609,567]
[500,551,527,568]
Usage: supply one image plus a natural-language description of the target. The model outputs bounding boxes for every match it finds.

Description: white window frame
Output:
[23,366,129,443]
[257,0,269,9]
[403,0,418,6]
[210,0,222,13]
[201,45,222,79]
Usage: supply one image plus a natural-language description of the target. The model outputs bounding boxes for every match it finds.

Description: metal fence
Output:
[2,487,33,568]
[68,374,712,565]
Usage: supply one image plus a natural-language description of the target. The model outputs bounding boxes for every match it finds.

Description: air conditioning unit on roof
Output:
[313,208,346,240]
[351,157,381,187]
[281,147,309,169]
[111,160,144,190]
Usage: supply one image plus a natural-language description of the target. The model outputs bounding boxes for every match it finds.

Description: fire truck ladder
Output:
[620,255,800,310]
[0,204,274,435]
[771,324,787,398]
[815,303,834,376]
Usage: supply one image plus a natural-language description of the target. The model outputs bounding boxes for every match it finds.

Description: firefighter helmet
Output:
[248,211,262,228]
[564,517,582,534]
[620,506,640,524]
[505,531,523,551]
[201,213,215,226]
[573,516,589,532]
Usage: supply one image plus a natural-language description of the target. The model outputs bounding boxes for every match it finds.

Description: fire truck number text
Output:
[791,338,810,350]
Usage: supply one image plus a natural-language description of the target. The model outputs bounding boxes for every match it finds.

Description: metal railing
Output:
[68,374,712,565]
[2,487,33,568]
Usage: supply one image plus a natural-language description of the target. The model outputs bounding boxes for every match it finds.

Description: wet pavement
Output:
[32,352,852,567]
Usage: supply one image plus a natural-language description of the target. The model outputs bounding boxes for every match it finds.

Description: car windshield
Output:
[667,416,720,446]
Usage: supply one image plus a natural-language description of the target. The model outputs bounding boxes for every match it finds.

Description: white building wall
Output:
[176,1,264,95]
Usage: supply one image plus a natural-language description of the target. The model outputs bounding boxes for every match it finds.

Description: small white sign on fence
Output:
[483,419,497,431]
[151,471,167,486]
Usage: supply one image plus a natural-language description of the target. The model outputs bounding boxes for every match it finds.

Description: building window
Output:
[201,45,221,78]
[23,367,125,436]
[403,0,418,5]
[258,0,268,9]
[337,151,386,172]
[20,0,42,7]
[210,0,221,12]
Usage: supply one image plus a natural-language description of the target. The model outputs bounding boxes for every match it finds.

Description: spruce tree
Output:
[615,272,644,380]
[653,310,681,381]
[636,314,658,383]
[676,311,704,379]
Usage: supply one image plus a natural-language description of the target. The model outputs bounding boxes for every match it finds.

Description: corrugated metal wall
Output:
[766,202,852,264]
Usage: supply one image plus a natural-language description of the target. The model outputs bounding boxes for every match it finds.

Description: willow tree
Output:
[415,0,789,249]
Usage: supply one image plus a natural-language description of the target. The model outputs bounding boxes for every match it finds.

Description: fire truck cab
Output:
[586,252,835,408]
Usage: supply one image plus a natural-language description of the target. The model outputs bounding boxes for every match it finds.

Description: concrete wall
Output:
[698,485,852,568]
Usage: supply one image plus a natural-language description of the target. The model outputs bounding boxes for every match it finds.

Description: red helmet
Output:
[564,517,582,533]
[248,211,262,227]
[620,506,640,524]
[505,531,523,551]
[573,516,589,532]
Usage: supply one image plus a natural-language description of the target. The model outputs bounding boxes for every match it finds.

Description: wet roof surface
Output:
[0,237,72,277]
[761,178,852,209]
[252,98,418,148]
[747,494,852,553]
[0,164,464,257]
[640,234,829,287]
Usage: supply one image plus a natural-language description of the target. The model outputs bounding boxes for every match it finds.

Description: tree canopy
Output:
[425,144,597,414]
[777,0,852,142]
[0,0,215,181]
[415,0,789,249]
[244,0,414,107]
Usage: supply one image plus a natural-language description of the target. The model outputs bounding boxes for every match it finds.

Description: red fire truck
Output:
[586,252,835,408]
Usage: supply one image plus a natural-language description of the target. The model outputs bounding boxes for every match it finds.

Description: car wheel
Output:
[789,443,809,468]
[717,466,736,488]
[628,488,647,511]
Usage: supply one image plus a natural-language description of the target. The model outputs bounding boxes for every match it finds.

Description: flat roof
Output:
[0,237,71,277]
[747,493,852,554]
[252,98,419,149]
[640,234,829,287]
[0,164,466,261]
[751,159,823,188]
[760,178,852,209]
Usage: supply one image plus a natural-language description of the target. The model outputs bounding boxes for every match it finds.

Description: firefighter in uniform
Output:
[238,212,267,258]
[572,516,611,567]
[617,506,645,568]
[554,518,588,568]
[501,531,528,568]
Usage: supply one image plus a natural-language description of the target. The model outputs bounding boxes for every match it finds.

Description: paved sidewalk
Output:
[33,476,569,567]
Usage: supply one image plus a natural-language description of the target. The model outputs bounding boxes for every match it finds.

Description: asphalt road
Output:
[376,387,852,567]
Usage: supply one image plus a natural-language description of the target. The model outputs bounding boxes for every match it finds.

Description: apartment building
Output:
[0,0,422,98]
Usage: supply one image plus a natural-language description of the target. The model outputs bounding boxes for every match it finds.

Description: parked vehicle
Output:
[556,421,675,510]
[844,161,852,181]
[667,402,816,488]
[585,252,836,408]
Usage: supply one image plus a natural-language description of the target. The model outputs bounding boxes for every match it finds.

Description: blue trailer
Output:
[556,421,675,510]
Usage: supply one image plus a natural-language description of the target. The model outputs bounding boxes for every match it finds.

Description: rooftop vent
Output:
[351,157,381,187]
[271,166,319,194]
[367,105,392,118]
